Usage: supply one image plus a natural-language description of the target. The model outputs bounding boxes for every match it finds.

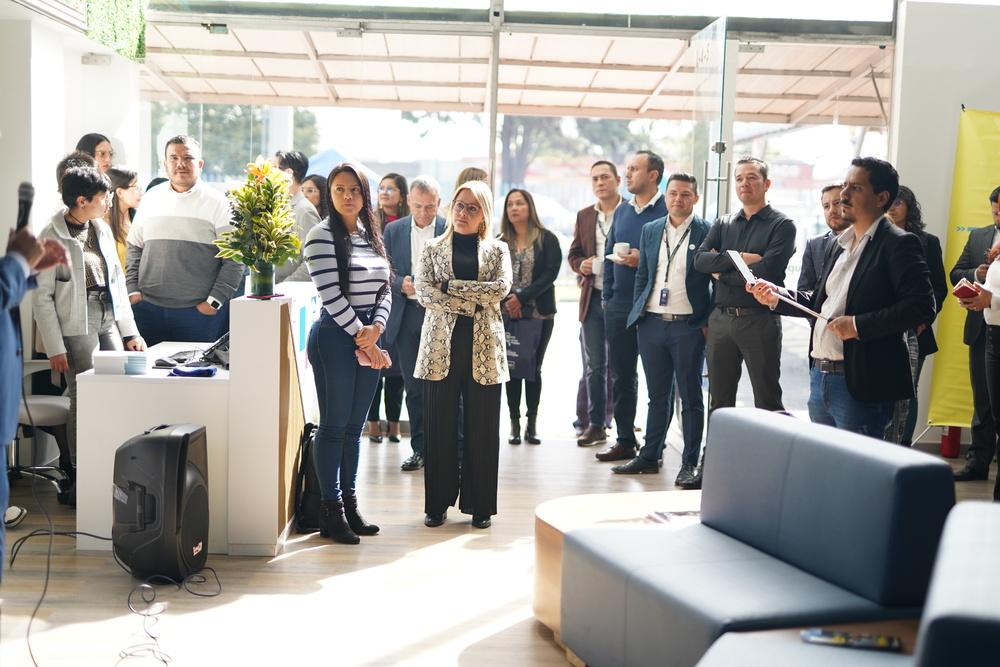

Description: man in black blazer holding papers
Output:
[749,158,934,437]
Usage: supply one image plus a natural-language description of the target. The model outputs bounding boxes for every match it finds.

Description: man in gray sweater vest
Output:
[126,135,244,346]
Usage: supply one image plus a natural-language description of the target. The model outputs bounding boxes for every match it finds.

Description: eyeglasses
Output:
[452,201,481,216]
[378,186,397,194]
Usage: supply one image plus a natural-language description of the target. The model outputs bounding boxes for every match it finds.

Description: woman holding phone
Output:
[304,163,392,544]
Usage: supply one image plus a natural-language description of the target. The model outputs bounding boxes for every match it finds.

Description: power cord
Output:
[9,403,222,666]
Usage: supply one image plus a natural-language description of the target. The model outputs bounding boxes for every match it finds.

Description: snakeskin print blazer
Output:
[413,234,513,385]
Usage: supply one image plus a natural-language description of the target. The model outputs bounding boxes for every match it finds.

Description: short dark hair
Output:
[75,133,110,157]
[635,150,665,185]
[61,166,110,209]
[851,157,899,212]
[275,150,309,184]
[665,172,698,195]
[990,186,1000,204]
[591,160,618,178]
[56,151,97,192]
[164,134,201,157]
[820,183,844,196]
[146,177,168,192]
[736,157,769,180]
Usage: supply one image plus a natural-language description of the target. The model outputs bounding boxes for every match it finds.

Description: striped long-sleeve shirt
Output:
[304,221,391,335]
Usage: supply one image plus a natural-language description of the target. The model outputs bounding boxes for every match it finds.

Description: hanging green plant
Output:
[214,159,300,296]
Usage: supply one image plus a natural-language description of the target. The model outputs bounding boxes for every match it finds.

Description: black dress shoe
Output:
[388,435,401,443]
[679,465,702,490]
[674,464,697,487]
[596,441,638,462]
[401,453,424,471]
[612,457,659,474]
[424,511,447,527]
[472,515,491,529]
[954,462,989,481]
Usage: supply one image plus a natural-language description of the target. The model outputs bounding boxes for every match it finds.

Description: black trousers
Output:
[367,373,404,422]
[968,331,998,467]
[706,308,784,414]
[604,300,640,446]
[506,318,555,419]
[424,317,502,517]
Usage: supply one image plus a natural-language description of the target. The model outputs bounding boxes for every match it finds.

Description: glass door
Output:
[690,17,729,221]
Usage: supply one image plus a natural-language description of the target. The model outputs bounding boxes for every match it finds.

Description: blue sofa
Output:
[560,408,956,667]
[696,501,1000,666]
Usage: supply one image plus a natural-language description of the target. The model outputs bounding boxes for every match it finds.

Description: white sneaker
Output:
[4,505,27,528]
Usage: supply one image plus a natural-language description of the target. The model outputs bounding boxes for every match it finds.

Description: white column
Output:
[0,21,35,236]
[889,0,1000,442]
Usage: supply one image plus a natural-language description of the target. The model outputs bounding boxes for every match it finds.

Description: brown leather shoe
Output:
[596,441,637,462]
[577,425,608,447]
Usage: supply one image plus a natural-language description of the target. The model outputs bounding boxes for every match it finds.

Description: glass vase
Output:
[250,262,275,297]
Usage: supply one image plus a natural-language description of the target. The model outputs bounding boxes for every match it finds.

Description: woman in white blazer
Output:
[33,166,145,479]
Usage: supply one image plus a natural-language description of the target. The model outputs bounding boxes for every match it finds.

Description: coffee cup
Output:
[614,242,630,257]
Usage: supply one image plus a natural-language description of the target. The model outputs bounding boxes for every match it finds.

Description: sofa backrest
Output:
[700,408,955,607]
[914,502,1000,667]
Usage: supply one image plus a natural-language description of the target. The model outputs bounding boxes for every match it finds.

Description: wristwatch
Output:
[206,296,223,310]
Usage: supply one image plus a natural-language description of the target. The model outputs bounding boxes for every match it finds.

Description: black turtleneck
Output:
[452,231,479,280]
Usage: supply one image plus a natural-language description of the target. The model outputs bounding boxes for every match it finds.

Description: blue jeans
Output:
[637,317,706,467]
[0,444,7,578]
[808,367,894,438]
[582,289,613,428]
[132,299,230,346]
[604,300,639,445]
[307,314,381,502]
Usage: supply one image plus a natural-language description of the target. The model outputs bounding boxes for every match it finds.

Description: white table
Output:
[76,342,231,552]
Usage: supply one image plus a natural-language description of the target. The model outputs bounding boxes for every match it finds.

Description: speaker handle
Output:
[144,424,172,435]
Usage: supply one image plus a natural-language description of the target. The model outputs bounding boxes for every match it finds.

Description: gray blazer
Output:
[382,214,446,346]
[950,224,997,346]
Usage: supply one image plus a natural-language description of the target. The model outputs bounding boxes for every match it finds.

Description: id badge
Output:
[659,288,670,306]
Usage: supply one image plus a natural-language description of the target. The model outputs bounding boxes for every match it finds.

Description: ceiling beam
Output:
[142,61,189,103]
[145,47,891,80]
[788,48,889,124]
[303,31,338,103]
[637,41,689,114]
[149,71,880,105]
[140,89,884,127]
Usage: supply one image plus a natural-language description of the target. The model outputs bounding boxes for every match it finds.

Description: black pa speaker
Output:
[112,424,209,580]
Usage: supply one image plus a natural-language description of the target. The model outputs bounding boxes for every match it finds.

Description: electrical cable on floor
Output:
[10,402,222,666]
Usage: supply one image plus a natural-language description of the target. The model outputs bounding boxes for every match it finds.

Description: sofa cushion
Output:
[702,408,954,606]
[696,632,912,667]
[915,502,1000,667]
[562,524,919,667]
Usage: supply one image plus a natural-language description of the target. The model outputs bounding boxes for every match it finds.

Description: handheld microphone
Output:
[17,181,34,230]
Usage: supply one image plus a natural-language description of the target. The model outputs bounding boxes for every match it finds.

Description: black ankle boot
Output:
[320,500,360,544]
[525,415,541,444]
[343,496,379,535]
[508,418,522,445]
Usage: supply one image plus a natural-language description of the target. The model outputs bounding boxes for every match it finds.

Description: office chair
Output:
[7,359,73,501]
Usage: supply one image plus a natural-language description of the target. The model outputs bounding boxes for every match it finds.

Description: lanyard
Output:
[662,225,691,284]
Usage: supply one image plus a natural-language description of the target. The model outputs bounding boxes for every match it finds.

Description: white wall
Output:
[890,0,1000,441]
[0,16,143,239]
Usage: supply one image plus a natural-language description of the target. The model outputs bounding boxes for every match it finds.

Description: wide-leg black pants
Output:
[423,316,502,517]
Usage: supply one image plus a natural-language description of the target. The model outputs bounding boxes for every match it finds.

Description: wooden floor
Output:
[1,311,995,665]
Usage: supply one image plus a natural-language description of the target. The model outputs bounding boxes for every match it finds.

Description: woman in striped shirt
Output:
[304,163,392,545]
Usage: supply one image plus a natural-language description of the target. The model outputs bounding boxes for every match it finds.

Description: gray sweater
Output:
[126,181,244,308]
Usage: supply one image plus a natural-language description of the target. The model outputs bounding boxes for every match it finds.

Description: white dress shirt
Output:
[984,259,1000,326]
[645,214,694,315]
[810,221,879,361]
[629,190,663,215]
[592,196,620,289]
[409,218,436,300]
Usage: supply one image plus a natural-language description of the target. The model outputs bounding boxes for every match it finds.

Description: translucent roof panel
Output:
[503,0,894,22]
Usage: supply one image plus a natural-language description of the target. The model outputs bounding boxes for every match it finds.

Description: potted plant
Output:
[214,159,301,297]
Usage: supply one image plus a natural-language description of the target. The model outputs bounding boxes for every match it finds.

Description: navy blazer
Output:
[382,214,446,346]
[797,230,835,292]
[627,215,713,329]
[1,254,32,443]
[950,225,995,346]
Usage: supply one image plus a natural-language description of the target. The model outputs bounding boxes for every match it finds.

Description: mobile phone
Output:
[800,628,902,652]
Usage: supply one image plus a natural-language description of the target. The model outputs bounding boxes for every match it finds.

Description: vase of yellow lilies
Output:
[214,159,300,297]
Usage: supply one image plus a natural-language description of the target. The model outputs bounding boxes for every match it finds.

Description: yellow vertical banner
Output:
[928,108,1000,426]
